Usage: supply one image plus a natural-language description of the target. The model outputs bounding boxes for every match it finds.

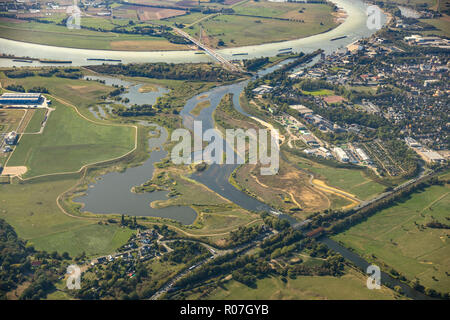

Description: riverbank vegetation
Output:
[87,62,242,82]
[165,227,401,300]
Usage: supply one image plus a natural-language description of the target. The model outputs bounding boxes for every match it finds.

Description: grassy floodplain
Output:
[185,2,338,48]
[24,108,47,133]
[7,99,135,178]
[0,18,187,50]
[0,69,261,256]
[202,268,400,300]
[0,1,339,50]
[0,176,134,257]
[333,180,450,294]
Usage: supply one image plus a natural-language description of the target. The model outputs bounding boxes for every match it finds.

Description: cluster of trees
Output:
[262,213,291,231]
[4,68,82,80]
[153,224,177,239]
[164,241,209,264]
[120,214,142,230]
[4,70,34,78]
[109,87,125,98]
[28,86,49,94]
[74,258,154,300]
[88,63,240,82]
[0,218,32,298]
[0,218,70,299]
[425,221,450,229]
[5,84,49,94]
[224,225,267,248]
[5,84,25,92]
[243,57,269,72]
[171,227,346,296]
[382,139,419,178]
[115,104,155,117]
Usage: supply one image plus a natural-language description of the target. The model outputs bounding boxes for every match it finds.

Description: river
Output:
[7,0,424,300]
[319,237,434,300]
[0,0,384,67]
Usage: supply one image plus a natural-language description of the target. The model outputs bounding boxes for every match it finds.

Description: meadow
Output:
[205,268,400,300]
[24,108,47,133]
[0,1,340,50]
[7,99,135,178]
[0,18,187,50]
[186,12,336,48]
[420,16,450,38]
[333,182,450,294]
[0,176,134,257]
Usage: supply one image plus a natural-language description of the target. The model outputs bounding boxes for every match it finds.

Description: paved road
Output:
[150,230,276,300]
[173,27,243,73]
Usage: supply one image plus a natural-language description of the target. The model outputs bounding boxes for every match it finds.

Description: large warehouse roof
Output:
[0,93,42,100]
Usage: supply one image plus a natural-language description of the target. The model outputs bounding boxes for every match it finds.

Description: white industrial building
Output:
[333,147,349,162]
[405,137,421,148]
[355,148,370,162]
[5,131,18,145]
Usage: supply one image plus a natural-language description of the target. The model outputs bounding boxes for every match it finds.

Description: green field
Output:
[187,11,337,48]
[0,176,134,256]
[7,100,135,178]
[419,17,450,38]
[0,1,339,50]
[25,108,47,133]
[205,269,400,300]
[0,74,112,110]
[301,89,334,96]
[333,183,450,294]
[0,18,187,50]
[290,154,386,200]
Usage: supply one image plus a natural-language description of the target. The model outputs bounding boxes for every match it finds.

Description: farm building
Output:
[0,93,43,106]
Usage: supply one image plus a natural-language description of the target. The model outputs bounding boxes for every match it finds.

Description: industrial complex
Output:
[0,92,46,107]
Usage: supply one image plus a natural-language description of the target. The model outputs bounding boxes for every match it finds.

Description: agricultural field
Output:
[203,268,400,300]
[0,0,339,50]
[0,108,25,134]
[233,1,339,22]
[333,182,450,294]
[419,15,450,38]
[6,99,135,178]
[0,17,188,50]
[24,108,47,133]
[185,9,337,48]
[0,175,134,257]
